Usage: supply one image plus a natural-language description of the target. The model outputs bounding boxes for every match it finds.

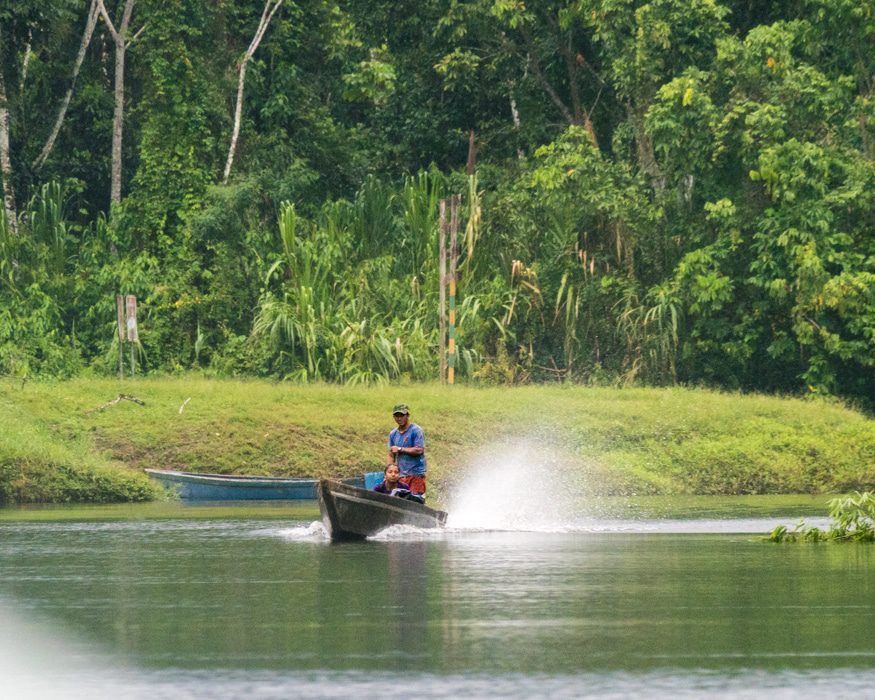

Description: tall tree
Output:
[0,27,16,233]
[96,0,143,205]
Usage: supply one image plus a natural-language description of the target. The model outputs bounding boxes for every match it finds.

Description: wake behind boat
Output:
[316,478,448,541]
[145,469,364,500]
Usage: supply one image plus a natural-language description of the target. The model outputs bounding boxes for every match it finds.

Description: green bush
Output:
[768,492,875,543]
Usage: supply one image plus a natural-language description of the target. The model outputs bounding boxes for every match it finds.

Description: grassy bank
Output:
[1,377,873,504]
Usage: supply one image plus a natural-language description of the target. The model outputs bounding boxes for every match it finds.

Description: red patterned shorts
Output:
[399,475,426,494]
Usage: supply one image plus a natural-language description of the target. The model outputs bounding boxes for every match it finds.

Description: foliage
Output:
[768,492,875,543]
[0,0,872,408]
[251,174,447,383]
[0,183,83,377]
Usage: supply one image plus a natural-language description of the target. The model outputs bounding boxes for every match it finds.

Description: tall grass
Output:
[253,173,449,383]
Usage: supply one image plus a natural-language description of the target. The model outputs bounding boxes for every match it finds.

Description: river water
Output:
[1,498,873,699]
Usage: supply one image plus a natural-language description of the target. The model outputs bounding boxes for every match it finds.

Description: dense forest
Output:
[0,0,872,406]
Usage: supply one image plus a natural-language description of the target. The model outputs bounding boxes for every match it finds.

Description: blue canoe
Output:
[145,469,368,500]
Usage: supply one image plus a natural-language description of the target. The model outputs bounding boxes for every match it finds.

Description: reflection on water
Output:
[0,505,873,698]
[6,667,875,700]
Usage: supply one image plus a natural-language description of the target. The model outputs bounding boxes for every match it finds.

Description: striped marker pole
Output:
[439,199,447,384]
[448,195,460,384]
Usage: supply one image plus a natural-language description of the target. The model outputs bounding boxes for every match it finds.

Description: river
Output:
[1,497,873,698]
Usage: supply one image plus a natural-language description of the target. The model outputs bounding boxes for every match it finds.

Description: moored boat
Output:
[145,469,364,500]
[316,478,448,541]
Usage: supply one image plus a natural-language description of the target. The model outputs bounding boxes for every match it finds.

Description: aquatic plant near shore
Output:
[768,492,875,543]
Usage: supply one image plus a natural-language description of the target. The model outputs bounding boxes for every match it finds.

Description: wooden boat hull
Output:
[145,469,364,500]
[316,479,448,541]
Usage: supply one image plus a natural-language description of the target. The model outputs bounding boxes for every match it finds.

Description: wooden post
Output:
[438,199,447,384]
[125,294,138,377]
[115,294,125,379]
[466,130,476,175]
[448,195,460,384]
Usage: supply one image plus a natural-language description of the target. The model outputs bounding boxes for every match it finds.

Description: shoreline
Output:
[2,376,873,505]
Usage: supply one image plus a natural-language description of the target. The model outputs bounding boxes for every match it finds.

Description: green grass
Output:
[1,376,873,504]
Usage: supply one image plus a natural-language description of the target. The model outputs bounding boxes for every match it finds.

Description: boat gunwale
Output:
[332,488,439,519]
[144,469,318,488]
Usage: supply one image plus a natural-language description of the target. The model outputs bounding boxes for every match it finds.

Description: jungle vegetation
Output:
[0,0,872,408]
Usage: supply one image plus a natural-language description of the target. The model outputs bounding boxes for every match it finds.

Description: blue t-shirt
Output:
[388,423,427,476]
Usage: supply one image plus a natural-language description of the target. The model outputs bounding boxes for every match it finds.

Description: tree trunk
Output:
[558,45,599,150]
[110,27,127,205]
[523,42,575,126]
[20,31,32,95]
[97,0,135,206]
[223,59,248,184]
[33,0,100,170]
[223,0,284,184]
[509,94,524,160]
[628,103,664,193]
[0,46,17,234]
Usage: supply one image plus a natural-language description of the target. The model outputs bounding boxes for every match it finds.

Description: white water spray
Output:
[273,521,328,540]
[446,440,583,531]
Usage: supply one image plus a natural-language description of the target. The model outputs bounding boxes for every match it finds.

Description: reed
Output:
[252,173,450,383]
[768,492,875,543]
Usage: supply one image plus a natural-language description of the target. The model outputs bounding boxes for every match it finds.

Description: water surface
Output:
[1,498,872,698]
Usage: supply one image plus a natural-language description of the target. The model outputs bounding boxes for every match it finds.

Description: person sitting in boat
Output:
[373,464,405,494]
[373,464,425,504]
[387,404,427,498]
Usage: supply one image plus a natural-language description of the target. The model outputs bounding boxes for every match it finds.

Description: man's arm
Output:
[389,445,422,458]
[387,430,398,466]
[402,426,425,456]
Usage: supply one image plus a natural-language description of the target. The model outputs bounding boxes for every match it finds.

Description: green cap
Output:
[392,403,409,415]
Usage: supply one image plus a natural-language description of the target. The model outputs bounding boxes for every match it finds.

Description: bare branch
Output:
[223,0,284,184]
[119,0,135,37]
[525,49,575,125]
[87,394,146,413]
[96,0,119,43]
[509,94,525,159]
[33,0,100,170]
[541,13,600,150]
[508,26,578,130]
[129,22,147,45]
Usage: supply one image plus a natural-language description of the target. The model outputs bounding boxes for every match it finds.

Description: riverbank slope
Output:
[1,377,872,504]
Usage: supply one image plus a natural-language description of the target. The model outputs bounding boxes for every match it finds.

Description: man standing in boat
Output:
[387,404,427,496]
